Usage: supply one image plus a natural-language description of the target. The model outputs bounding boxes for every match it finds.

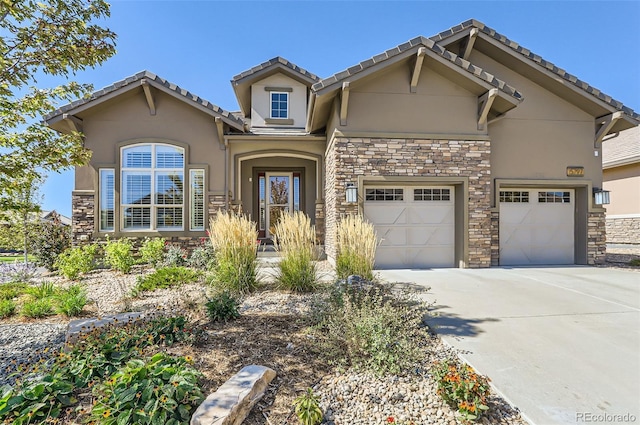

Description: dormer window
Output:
[270,92,289,119]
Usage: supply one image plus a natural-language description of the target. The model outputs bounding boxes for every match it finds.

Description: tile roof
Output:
[603,126,640,167]
[312,36,523,102]
[45,71,245,128]
[430,19,640,121]
[232,57,320,83]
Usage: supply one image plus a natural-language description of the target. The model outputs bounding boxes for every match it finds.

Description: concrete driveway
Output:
[377,267,640,425]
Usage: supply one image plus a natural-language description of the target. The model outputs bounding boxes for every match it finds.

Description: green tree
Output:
[0,0,117,210]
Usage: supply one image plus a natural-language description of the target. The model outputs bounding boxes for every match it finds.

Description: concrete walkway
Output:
[378,267,640,425]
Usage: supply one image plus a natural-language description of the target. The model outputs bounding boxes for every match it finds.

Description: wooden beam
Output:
[140,79,156,115]
[595,111,623,147]
[62,113,83,133]
[215,117,225,150]
[410,47,427,93]
[340,82,350,126]
[461,28,479,60]
[477,88,498,130]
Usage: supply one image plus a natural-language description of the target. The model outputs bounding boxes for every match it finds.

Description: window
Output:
[121,144,184,231]
[190,169,205,231]
[270,92,288,118]
[365,188,404,201]
[500,191,529,203]
[99,169,115,231]
[414,188,451,201]
[538,191,570,203]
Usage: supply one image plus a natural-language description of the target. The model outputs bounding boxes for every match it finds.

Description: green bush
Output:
[293,388,323,425]
[21,298,55,318]
[89,353,203,425]
[335,214,377,280]
[314,284,426,376]
[273,212,318,292]
[629,258,640,267]
[55,244,98,280]
[208,211,258,294]
[140,237,166,267]
[0,299,16,318]
[163,244,188,267]
[25,281,56,299]
[55,285,88,317]
[104,237,134,274]
[205,291,240,322]
[29,220,71,271]
[433,358,491,422]
[134,267,200,294]
[188,240,216,270]
[0,282,28,300]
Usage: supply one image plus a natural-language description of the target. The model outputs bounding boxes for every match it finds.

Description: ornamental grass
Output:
[273,211,318,292]
[335,214,378,280]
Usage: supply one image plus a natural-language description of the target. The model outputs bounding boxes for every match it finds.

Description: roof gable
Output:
[46,71,245,132]
[603,127,640,168]
[430,19,640,129]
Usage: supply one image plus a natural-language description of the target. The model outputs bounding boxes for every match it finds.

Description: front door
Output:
[265,173,293,237]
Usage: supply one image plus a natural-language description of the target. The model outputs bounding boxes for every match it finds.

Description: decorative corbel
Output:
[340,82,350,126]
[215,117,225,150]
[594,111,623,147]
[62,113,83,133]
[140,79,156,115]
[410,47,427,93]
[461,28,479,60]
[477,88,498,130]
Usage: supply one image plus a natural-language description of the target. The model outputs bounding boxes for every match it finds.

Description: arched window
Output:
[121,144,184,230]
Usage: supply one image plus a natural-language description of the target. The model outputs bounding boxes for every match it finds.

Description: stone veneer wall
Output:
[71,193,227,252]
[314,201,325,244]
[587,211,607,265]
[490,211,500,266]
[606,216,640,244]
[325,137,492,268]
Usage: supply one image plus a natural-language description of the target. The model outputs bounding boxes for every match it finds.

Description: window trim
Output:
[99,169,115,232]
[120,143,185,232]
[189,169,205,231]
[269,91,289,119]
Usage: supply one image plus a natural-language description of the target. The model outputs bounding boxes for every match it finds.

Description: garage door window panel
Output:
[538,191,570,203]
[499,191,529,203]
[365,188,403,201]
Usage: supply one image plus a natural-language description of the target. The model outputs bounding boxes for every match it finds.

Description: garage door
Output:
[499,189,574,265]
[364,186,455,268]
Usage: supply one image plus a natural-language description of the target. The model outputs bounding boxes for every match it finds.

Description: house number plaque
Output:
[566,166,585,177]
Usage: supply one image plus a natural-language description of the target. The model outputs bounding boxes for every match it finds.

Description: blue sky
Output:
[38,0,640,216]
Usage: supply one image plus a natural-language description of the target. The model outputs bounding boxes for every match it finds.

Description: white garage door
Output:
[364,186,455,268]
[499,189,574,265]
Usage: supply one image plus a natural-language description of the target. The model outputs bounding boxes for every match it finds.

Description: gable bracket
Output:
[62,113,83,133]
[594,111,623,147]
[410,47,427,93]
[477,88,498,130]
[461,28,479,60]
[215,117,225,150]
[340,82,350,126]
[140,79,156,116]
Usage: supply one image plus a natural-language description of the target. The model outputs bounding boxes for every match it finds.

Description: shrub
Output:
[55,285,88,317]
[163,244,188,267]
[134,266,200,294]
[21,298,55,318]
[0,299,16,318]
[274,211,318,292]
[89,353,203,425]
[208,211,258,294]
[25,281,56,299]
[0,282,28,300]
[314,284,426,376]
[335,214,378,280]
[1,261,37,283]
[629,258,640,267]
[293,388,323,425]
[104,237,134,274]
[433,358,491,422]
[139,237,166,267]
[188,240,216,270]
[29,220,71,271]
[55,244,98,280]
[205,291,240,322]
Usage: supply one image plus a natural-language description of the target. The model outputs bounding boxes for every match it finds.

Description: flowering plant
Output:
[432,359,491,422]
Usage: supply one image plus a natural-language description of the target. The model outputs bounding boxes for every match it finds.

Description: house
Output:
[603,127,640,244]
[45,19,639,268]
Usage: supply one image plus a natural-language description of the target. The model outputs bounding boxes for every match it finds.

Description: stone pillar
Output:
[491,211,500,266]
[71,192,95,246]
[587,211,607,265]
[315,200,325,244]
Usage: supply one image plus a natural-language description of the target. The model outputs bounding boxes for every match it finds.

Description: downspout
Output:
[224,138,229,211]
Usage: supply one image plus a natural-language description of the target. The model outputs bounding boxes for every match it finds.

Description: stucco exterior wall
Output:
[250,74,307,129]
[603,163,640,215]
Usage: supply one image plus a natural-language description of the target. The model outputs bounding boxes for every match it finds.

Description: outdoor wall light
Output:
[593,188,611,205]
[346,183,358,203]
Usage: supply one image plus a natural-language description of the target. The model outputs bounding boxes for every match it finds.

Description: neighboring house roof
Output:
[232,57,320,117]
[46,71,246,132]
[40,210,72,226]
[430,19,640,127]
[603,127,640,169]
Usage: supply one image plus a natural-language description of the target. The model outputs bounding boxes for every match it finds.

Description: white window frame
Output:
[120,144,184,231]
[99,169,115,232]
[270,91,289,119]
[190,169,205,231]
